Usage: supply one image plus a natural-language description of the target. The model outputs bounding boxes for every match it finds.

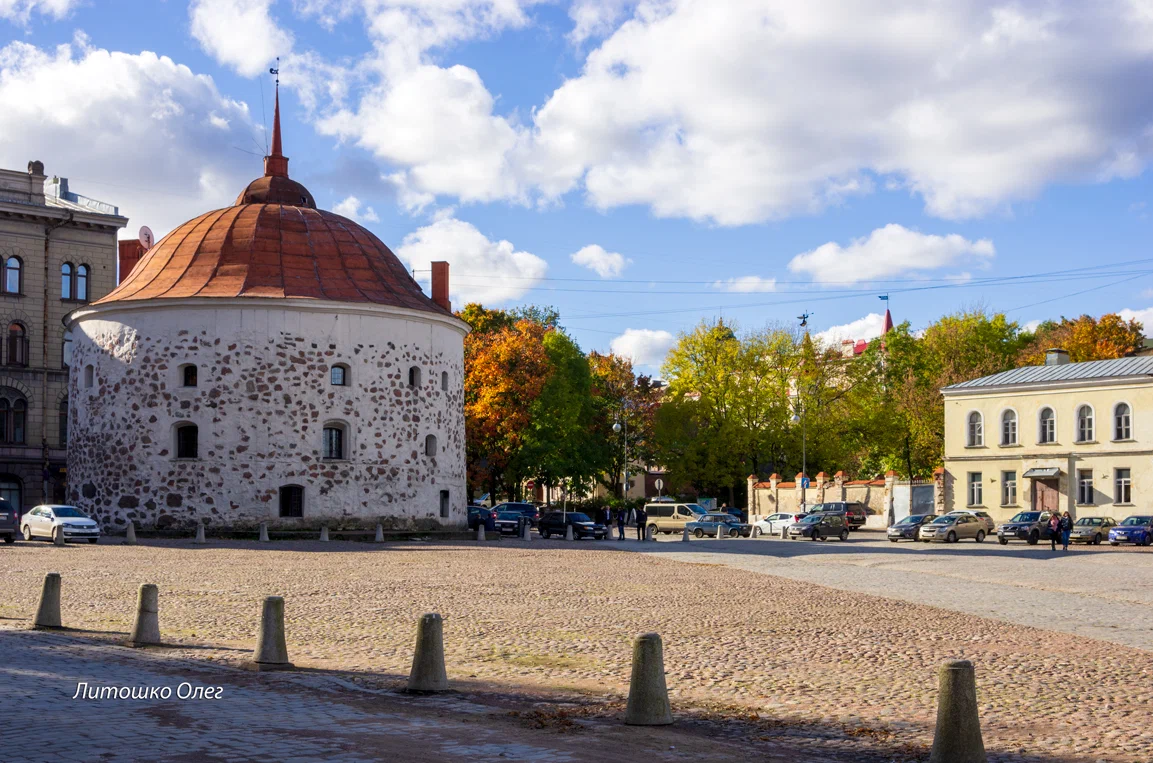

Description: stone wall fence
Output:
[748,469,946,528]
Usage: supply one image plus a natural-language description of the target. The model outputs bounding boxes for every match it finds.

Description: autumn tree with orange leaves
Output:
[1018,314,1144,365]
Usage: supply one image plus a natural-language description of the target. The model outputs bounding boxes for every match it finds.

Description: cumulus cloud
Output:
[569,0,634,44]
[1021,319,1043,333]
[0,0,75,23]
[570,244,629,278]
[712,276,777,293]
[0,37,259,237]
[1119,308,1153,331]
[788,224,994,283]
[815,313,888,347]
[395,216,547,304]
[190,0,294,78]
[609,328,676,368]
[331,195,379,223]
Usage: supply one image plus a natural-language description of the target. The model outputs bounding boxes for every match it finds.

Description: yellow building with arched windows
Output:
[941,350,1153,523]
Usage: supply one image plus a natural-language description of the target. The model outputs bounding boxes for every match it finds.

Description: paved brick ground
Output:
[2,536,1151,761]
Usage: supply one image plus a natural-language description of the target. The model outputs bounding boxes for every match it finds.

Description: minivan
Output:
[644,502,706,535]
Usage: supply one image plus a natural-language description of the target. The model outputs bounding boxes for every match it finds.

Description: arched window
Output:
[0,394,28,444]
[408,366,422,388]
[967,412,983,447]
[6,322,27,367]
[61,262,73,299]
[62,329,73,369]
[175,423,198,459]
[441,371,448,391]
[1076,405,1094,443]
[1114,403,1132,441]
[425,434,437,457]
[76,264,89,301]
[322,423,346,460]
[180,364,197,388]
[1001,410,1017,446]
[330,364,348,386]
[4,256,22,294]
[1039,407,1055,444]
[279,485,304,518]
[0,474,22,509]
[13,399,25,445]
[83,364,94,389]
[58,398,68,447]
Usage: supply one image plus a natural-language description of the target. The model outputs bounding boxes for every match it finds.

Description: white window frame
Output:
[1001,471,1017,506]
[967,472,983,507]
[1076,469,1094,505]
[322,421,350,460]
[1115,468,1132,505]
[1038,407,1056,444]
[1075,404,1095,443]
[966,411,984,447]
[1113,402,1132,441]
[1000,408,1018,446]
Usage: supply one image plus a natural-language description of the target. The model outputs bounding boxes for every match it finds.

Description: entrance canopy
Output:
[1022,467,1061,479]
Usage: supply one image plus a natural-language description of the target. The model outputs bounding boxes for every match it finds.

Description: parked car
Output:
[21,505,100,544]
[997,511,1055,545]
[1108,515,1153,546]
[493,511,525,536]
[1069,516,1117,545]
[721,507,747,522]
[754,511,805,537]
[492,502,540,527]
[538,511,608,540]
[471,493,492,508]
[886,513,937,542]
[0,497,17,543]
[467,505,496,531]
[919,513,986,543]
[645,502,706,535]
[686,513,752,538]
[787,513,849,541]
[809,502,868,530]
[946,509,996,536]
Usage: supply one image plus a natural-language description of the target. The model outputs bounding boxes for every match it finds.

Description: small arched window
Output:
[408,366,422,388]
[1039,407,1055,444]
[1076,405,1094,443]
[279,485,304,518]
[6,322,27,367]
[180,364,197,388]
[441,371,448,391]
[1114,403,1132,441]
[1001,410,1017,446]
[322,423,346,460]
[331,364,348,386]
[61,262,73,299]
[83,364,94,389]
[425,434,437,457]
[967,412,983,447]
[4,256,22,294]
[76,264,89,302]
[58,397,68,447]
[175,423,198,459]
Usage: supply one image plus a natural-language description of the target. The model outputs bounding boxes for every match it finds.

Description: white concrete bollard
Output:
[645,525,655,541]
[125,521,137,545]
[565,524,574,541]
[751,526,760,539]
[252,596,293,669]
[522,522,531,541]
[929,660,986,763]
[128,584,161,646]
[477,524,486,541]
[682,527,690,542]
[375,523,384,543]
[624,633,673,725]
[319,526,329,542]
[407,613,449,693]
[193,522,206,545]
[258,522,269,542]
[53,527,65,546]
[34,572,62,629]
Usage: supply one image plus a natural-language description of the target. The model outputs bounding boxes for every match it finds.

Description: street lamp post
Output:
[612,417,628,500]
[792,400,806,510]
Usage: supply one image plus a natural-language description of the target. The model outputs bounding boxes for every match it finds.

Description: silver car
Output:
[1069,516,1117,545]
[918,513,986,543]
[21,505,101,544]
[946,509,996,536]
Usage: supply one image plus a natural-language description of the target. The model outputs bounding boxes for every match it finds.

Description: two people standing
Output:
[1049,511,1074,551]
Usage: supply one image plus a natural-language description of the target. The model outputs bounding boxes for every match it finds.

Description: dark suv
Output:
[467,505,496,531]
[0,497,17,543]
[538,511,608,540]
[787,512,850,541]
[811,502,868,530]
[997,511,1055,545]
[492,502,540,528]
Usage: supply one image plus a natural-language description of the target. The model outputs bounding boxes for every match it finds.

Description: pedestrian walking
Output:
[616,508,626,541]
[635,505,647,541]
[1048,512,1061,551]
[1060,511,1073,551]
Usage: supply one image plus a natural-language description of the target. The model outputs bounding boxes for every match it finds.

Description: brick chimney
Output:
[431,261,451,312]
[118,240,144,284]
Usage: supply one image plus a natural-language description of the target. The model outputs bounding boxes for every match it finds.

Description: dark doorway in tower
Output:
[279,485,304,518]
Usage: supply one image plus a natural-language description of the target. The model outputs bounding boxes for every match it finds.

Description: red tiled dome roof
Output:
[96,88,446,315]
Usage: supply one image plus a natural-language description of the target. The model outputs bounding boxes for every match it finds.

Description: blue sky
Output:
[3,0,1153,374]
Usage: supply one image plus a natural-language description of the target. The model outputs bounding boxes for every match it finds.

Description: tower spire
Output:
[265,58,288,178]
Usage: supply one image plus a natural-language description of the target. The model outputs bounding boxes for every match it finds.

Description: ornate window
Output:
[61,263,73,299]
[61,262,91,302]
[1039,407,1055,444]
[425,434,437,457]
[1076,405,1094,443]
[322,423,346,460]
[76,264,89,301]
[3,256,22,295]
[279,485,304,518]
[1000,410,1017,446]
[175,423,198,459]
[0,392,28,445]
[1114,403,1132,441]
[967,412,983,447]
[6,322,27,367]
[331,364,348,386]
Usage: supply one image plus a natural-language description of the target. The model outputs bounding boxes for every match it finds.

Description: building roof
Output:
[95,87,447,316]
[943,356,1153,391]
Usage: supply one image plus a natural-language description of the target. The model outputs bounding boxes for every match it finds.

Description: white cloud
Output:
[609,328,675,367]
[815,313,888,347]
[788,224,994,283]
[569,0,634,44]
[0,0,75,23]
[395,216,547,305]
[570,243,629,278]
[712,276,777,293]
[190,0,294,78]
[331,195,379,223]
[1119,308,1153,331]
[1021,319,1043,333]
[0,37,260,237]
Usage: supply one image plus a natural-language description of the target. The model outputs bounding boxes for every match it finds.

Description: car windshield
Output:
[800,515,822,524]
[1010,512,1040,523]
[930,516,954,524]
[1120,516,1153,526]
[684,504,706,515]
[1075,517,1103,526]
[50,506,86,518]
[895,516,921,525]
[568,513,592,523]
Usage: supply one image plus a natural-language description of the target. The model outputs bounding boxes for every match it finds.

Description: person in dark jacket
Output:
[1060,511,1073,551]
[1049,512,1061,551]
[635,505,648,541]
[616,508,626,541]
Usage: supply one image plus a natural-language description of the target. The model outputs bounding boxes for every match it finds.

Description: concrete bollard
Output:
[125,521,137,545]
[477,524,486,541]
[319,526,329,542]
[193,522,206,545]
[929,660,986,763]
[53,527,65,546]
[682,527,690,542]
[258,522,269,542]
[522,521,531,541]
[375,523,384,543]
[751,526,760,539]
[128,584,161,646]
[645,525,655,541]
[406,612,449,693]
[252,596,293,669]
[565,524,575,541]
[33,572,63,629]
[624,632,672,725]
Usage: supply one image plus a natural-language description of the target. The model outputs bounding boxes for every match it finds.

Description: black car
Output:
[493,511,525,536]
[997,511,1055,545]
[0,497,17,543]
[810,502,868,530]
[787,512,850,541]
[538,511,608,540]
[886,513,936,541]
[492,502,541,528]
[467,505,496,531]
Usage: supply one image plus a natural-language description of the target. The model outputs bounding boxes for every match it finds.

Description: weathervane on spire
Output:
[269,57,279,87]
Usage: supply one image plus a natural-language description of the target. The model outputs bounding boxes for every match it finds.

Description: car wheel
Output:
[3,534,13,543]
[1094,534,1102,545]
[1027,531,1039,546]
[975,531,985,543]
[839,529,849,541]
[541,529,551,539]
[889,538,899,542]
[809,531,819,541]
[694,529,704,538]
[1110,541,1119,546]
[647,524,658,536]
[22,525,33,541]
[947,531,957,543]
[729,528,739,538]
[1144,534,1152,547]
[998,537,1008,545]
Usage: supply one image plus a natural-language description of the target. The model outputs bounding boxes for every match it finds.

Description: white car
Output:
[754,512,804,537]
[22,505,101,544]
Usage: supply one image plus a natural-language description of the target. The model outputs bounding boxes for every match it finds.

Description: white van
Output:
[644,502,707,534]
